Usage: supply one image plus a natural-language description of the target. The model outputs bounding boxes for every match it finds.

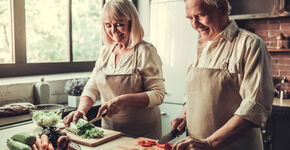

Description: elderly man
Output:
[171,0,274,150]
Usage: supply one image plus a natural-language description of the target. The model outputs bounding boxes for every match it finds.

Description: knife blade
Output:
[158,128,179,144]
[77,113,106,130]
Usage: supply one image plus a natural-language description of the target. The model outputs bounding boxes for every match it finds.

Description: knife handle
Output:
[101,112,107,118]
[88,113,107,124]
[172,128,179,136]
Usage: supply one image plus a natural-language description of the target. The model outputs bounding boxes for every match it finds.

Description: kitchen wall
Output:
[236,16,290,94]
[0,72,90,105]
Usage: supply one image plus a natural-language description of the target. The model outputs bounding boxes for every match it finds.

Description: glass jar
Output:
[276,33,284,49]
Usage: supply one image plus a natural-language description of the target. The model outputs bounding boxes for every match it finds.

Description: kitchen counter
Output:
[0,121,134,150]
[273,98,290,107]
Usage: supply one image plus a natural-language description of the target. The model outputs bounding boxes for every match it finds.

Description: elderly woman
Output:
[63,0,165,139]
[171,0,274,150]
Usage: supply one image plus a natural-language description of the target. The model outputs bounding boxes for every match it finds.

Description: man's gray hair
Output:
[185,0,232,15]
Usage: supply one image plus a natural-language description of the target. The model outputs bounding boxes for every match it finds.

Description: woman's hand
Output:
[97,96,124,118]
[172,136,213,150]
[63,110,87,127]
[171,113,186,135]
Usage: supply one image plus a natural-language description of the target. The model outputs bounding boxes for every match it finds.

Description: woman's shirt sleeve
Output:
[81,46,107,103]
[234,38,275,127]
[137,43,166,107]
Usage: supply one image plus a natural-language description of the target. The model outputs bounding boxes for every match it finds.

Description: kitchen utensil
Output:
[77,113,106,130]
[157,128,179,144]
[63,126,122,147]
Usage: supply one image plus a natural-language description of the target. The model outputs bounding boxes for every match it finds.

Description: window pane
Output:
[72,0,102,62]
[0,0,13,64]
[25,0,69,63]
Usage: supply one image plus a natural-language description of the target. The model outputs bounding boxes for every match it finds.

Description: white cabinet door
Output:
[160,103,186,143]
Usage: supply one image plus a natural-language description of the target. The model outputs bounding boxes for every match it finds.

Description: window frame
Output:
[0,0,138,78]
[0,0,92,77]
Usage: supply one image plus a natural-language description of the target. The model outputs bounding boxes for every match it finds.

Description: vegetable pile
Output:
[6,128,81,150]
[68,118,104,139]
[7,132,36,150]
[35,127,81,150]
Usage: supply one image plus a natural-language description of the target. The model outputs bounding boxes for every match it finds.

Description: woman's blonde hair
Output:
[101,0,144,48]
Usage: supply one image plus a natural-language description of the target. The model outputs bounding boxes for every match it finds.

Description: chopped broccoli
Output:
[68,118,104,138]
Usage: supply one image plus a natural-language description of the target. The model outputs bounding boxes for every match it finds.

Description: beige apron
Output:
[186,47,263,150]
[94,44,161,139]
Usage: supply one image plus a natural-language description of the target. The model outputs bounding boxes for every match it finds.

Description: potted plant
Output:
[64,78,88,108]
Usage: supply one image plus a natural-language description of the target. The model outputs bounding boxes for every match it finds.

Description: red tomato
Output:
[137,139,158,147]
[137,140,146,145]
[147,140,157,145]
[156,144,165,148]
[156,143,172,150]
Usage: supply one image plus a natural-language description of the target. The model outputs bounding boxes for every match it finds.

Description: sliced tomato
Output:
[156,143,172,150]
[137,140,146,145]
[137,139,158,147]
[156,143,165,148]
[147,140,157,145]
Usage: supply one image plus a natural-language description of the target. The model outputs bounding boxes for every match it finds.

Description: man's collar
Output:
[220,20,238,42]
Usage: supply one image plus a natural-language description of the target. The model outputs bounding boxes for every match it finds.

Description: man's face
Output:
[185,0,226,41]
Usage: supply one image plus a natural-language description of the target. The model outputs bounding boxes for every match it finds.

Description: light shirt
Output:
[82,41,165,107]
[194,21,274,127]
[197,41,212,67]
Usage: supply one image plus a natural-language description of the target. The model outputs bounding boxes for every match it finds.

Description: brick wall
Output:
[236,17,290,94]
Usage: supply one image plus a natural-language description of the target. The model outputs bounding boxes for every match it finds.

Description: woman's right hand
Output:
[63,110,88,127]
[171,114,186,135]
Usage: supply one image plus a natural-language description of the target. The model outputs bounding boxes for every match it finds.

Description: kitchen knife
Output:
[77,113,106,130]
[158,128,179,144]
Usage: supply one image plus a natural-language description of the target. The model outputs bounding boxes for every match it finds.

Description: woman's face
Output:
[104,19,131,45]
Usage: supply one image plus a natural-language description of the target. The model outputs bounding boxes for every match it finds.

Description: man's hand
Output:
[171,113,186,135]
[172,136,213,150]
[97,96,124,118]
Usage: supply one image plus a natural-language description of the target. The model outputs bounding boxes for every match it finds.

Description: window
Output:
[0,0,104,77]
[0,0,12,64]
[0,0,137,77]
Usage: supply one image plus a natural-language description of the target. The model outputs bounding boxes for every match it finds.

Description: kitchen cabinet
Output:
[262,99,290,150]
[160,102,186,143]
[229,0,290,20]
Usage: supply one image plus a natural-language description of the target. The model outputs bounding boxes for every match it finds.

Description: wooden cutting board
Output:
[62,127,122,147]
[110,137,165,150]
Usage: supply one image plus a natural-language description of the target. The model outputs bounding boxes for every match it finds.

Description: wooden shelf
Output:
[268,48,290,52]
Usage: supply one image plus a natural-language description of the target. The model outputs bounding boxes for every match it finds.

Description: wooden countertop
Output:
[0,122,134,150]
[273,98,290,107]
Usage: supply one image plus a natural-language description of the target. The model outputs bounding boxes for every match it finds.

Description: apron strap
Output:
[98,43,118,71]
[132,45,139,73]
[98,42,139,73]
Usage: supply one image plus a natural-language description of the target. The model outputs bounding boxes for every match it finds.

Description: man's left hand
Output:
[172,136,213,150]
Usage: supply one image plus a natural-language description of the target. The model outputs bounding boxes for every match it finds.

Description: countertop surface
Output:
[0,121,134,150]
[273,98,290,107]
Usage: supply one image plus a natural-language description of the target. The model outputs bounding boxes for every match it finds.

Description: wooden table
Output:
[0,121,134,150]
